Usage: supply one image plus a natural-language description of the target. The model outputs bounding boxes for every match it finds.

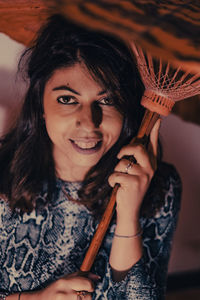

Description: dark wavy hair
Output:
[0,14,162,217]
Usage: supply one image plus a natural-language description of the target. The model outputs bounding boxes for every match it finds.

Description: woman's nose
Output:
[76,103,102,130]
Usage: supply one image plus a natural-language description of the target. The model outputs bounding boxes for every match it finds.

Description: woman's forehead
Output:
[45,63,108,95]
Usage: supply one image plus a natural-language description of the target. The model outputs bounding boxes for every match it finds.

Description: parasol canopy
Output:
[0,0,200,124]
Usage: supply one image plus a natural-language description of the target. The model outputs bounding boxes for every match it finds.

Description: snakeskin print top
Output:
[0,162,181,299]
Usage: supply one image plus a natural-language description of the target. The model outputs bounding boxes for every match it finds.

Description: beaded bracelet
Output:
[114,228,143,238]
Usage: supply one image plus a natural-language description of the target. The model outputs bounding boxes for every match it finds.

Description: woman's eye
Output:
[98,97,114,106]
[57,95,77,105]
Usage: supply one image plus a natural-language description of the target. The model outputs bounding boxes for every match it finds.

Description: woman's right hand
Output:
[18,272,99,300]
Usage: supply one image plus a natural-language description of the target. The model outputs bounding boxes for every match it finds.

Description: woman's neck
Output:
[55,164,88,182]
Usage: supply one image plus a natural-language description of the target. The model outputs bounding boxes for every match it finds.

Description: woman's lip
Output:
[70,139,102,154]
[70,138,101,142]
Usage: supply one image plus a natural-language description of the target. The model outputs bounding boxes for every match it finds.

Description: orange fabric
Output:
[0,0,200,72]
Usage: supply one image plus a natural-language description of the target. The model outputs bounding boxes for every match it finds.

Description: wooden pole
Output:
[80,109,160,272]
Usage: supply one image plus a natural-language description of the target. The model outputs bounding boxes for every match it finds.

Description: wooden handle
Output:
[80,184,119,272]
[80,109,160,272]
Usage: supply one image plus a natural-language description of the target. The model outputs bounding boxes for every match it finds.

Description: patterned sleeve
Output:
[92,163,182,300]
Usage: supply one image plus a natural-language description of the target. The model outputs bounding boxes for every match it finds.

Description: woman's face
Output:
[43,63,123,181]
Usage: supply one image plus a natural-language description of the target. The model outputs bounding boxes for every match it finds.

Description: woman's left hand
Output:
[108,119,161,224]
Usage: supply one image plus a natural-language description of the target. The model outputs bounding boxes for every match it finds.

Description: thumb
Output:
[66,273,94,292]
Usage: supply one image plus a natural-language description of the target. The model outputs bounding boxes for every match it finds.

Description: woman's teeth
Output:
[73,141,99,149]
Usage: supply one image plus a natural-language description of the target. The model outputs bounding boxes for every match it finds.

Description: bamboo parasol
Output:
[0,0,199,124]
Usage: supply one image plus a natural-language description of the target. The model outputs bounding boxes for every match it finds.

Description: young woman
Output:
[0,15,181,300]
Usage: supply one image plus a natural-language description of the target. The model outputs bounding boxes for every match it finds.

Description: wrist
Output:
[115,218,141,236]
[114,228,143,238]
[116,210,140,225]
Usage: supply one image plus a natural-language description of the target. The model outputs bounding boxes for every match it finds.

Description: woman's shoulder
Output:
[155,161,182,216]
[153,160,182,197]
[156,161,181,185]
[142,161,182,218]
[158,161,182,207]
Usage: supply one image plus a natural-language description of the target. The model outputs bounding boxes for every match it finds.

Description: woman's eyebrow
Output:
[52,85,107,96]
[98,90,107,95]
[52,85,81,95]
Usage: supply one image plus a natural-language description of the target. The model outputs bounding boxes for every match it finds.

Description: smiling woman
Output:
[43,64,123,181]
[0,14,181,300]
